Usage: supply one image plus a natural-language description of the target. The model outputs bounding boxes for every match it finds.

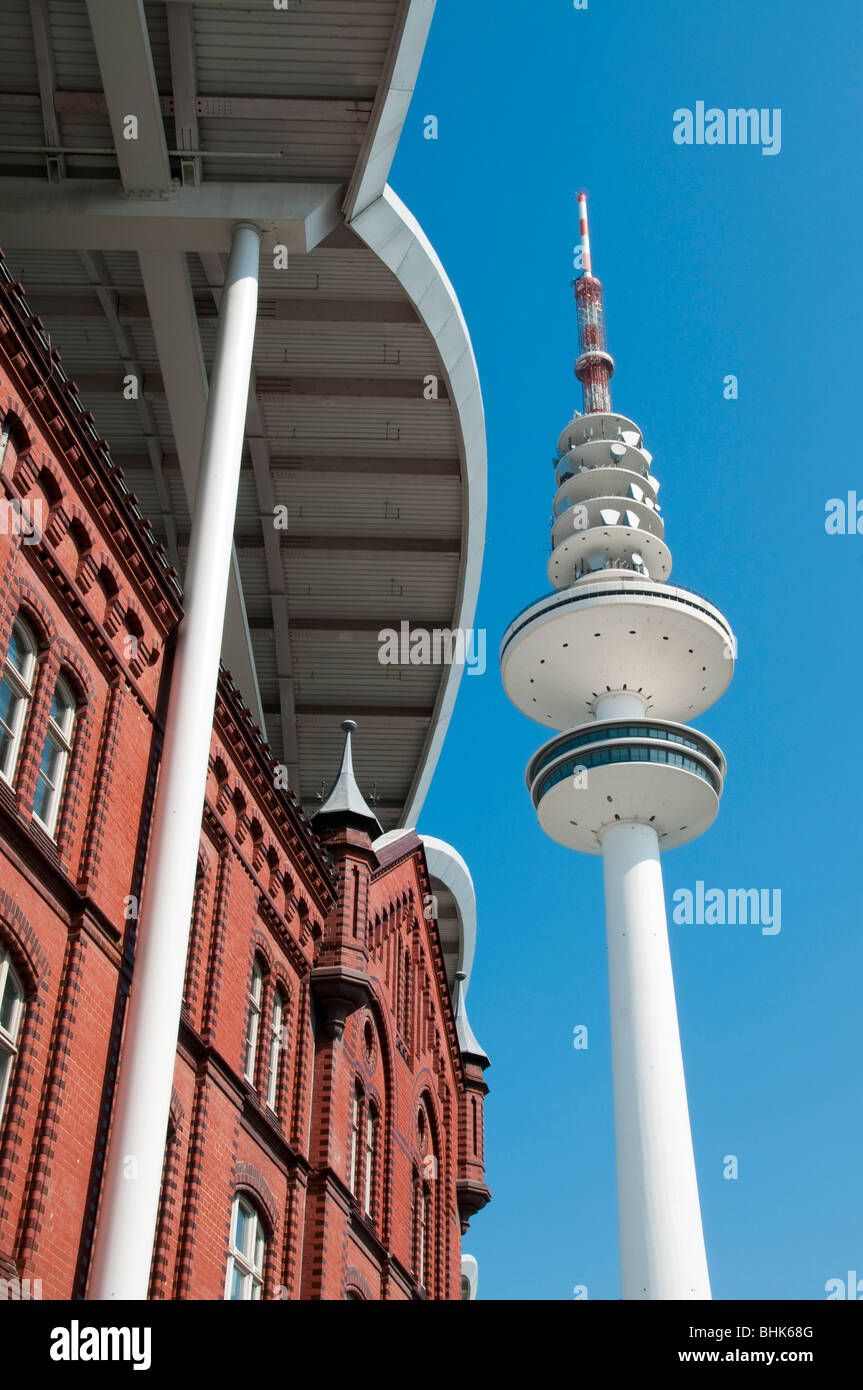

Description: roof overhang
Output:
[0,0,485,831]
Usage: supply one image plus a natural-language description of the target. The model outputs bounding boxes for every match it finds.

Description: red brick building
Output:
[0,256,489,1301]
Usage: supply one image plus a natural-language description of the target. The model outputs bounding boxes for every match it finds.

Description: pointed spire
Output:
[311,719,382,836]
[453,970,489,1067]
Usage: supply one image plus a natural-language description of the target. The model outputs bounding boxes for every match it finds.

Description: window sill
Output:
[31,812,58,843]
[26,813,61,859]
[348,1202,383,1251]
[241,1081,286,1142]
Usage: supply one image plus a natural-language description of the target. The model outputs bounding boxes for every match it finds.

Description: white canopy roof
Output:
[0,0,486,830]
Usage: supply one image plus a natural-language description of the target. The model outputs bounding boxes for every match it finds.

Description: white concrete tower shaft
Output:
[501,195,735,1301]
[602,822,711,1299]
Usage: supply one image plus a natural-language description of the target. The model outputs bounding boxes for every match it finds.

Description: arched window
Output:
[281,871,295,920]
[225,1194,266,1300]
[68,518,92,564]
[363,1101,378,1218]
[123,609,144,666]
[0,617,38,786]
[265,847,279,896]
[265,988,284,1111]
[95,565,118,626]
[232,789,246,840]
[249,819,264,871]
[0,948,25,1127]
[211,757,229,811]
[243,959,263,1083]
[415,1100,437,1294]
[35,465,61,517]
[33,674,76,836]
[349,1084,362,1196]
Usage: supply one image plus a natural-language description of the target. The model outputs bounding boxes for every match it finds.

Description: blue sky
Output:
[392,0,863,1300]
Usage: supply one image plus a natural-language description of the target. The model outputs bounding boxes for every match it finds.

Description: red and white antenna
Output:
[574,191,614,414]
[576,190,593,278]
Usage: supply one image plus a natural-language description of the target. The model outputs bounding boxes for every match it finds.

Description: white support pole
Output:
[88,222,261,1300]
[601,820,711,1300]
[595,691,647,721]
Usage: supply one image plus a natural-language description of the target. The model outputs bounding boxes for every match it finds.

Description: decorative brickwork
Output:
[0,256,488,1301]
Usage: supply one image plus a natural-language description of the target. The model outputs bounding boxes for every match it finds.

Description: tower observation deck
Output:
[500,194,735,1299]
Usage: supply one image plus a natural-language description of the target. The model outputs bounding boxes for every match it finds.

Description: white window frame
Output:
[349,1085,361,1195]
[0,617,37,788]
[0,949,24,1126]
[418,1184,429,1289]
[243,960,263,1083]
[363,1104,377,1217]
[224,1194,265,1301]
[33,674,76,837]
[265,988,283,1111]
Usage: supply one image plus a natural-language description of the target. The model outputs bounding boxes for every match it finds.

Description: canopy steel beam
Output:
[112,454,461,478]
[291,705,433,723]
[27,293,420,326]
[67,370,450,405]
[178,535,460,557]
[76,249,180,573]
[0,179,343,253]
[50,89,372,125]
[249,618,454,635]
[270,457,461,477]
[26,0,65,181]
[166,3,202,187]
[85,0,172,194]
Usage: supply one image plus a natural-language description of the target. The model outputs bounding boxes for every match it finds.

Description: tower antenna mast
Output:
[574,192,615,415]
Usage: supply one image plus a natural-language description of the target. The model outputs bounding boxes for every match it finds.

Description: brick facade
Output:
[0,257,489,1301]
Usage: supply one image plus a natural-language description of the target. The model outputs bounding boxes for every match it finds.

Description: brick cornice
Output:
[7,517,166,719]
[257,891,310,979]
[199,802,322,973]
[0,259,182,621]
[214,674,337,907]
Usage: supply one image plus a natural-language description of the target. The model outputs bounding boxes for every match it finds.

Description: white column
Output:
[601,820,711,1300]
[595,691,646,720]
[88,223,261,1300]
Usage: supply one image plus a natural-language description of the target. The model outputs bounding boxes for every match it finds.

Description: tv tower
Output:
[500,194,735,1299]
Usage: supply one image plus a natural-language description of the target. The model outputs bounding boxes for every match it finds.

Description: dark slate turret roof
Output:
[311,720,383,837]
